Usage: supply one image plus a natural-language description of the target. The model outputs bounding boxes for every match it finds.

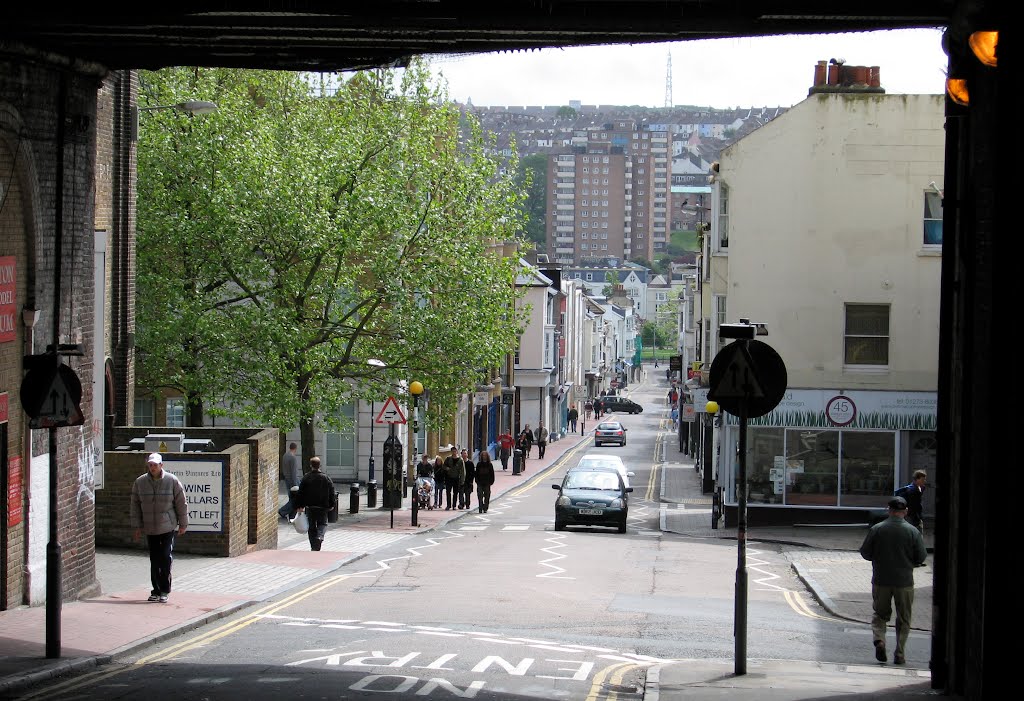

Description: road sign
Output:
[20,361,85,428]
[375,396,407,424]
[681,403,696,422]
[707,340,787,418]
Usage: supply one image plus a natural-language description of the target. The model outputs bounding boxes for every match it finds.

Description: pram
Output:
[416,477,434,510]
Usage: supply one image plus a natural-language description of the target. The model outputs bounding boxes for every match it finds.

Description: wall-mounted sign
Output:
[7,456,22,526]
[825,395,857,427]
[0,256,15,343]
[166,460,224,533]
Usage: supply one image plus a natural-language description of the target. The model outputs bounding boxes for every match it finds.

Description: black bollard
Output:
[349,482,360,514]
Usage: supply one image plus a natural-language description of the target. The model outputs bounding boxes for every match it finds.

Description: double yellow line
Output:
[585,661,641,700]
[19,573,354,699]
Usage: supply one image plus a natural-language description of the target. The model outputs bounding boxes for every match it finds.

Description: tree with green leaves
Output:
[136,63,528,465]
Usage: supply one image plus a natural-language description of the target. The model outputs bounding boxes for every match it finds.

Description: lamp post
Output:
[366,358,386,508]
[409,381,424,527]
[706,400,722,528]
[131,100,218,141]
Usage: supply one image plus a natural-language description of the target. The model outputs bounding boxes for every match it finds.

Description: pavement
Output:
[0,421,940,700]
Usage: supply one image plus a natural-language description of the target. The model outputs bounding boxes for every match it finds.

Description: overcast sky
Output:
[425,28,947,110]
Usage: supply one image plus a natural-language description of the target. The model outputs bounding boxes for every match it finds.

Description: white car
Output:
[575,454,635,488]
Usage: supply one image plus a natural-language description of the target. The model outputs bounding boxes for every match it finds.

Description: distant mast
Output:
[664,52,673,108]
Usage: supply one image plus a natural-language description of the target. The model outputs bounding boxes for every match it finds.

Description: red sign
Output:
[0,391,8,423]
[7,456,23,527]
[0,256,15,343]
[374,396,407,424]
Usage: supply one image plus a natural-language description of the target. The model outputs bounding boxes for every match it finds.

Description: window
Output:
[325,404,356,480]
[135,398,154,425]
[844,304,890,365]
[718,183,729,249]
[715,295,727,350]
[924,190,943,246]
[166,398,185,427]
[585,273,593,281]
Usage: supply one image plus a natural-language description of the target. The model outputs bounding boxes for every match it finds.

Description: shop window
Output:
[839,431,896,507]
[784,429,839,506]
[325,403,356,480]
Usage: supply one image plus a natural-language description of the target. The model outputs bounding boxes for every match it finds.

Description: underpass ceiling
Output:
[2,2,956,72]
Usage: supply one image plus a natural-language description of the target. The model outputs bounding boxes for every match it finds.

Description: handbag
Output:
[293,510,309,534]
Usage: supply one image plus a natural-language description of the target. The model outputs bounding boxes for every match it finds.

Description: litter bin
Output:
[512,448,523,475]
[348,482,361,515]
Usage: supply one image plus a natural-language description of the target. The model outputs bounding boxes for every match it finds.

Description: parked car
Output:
[552,465,632,533]
[594,420,628,447]
[576,454,635,487]
[600,396,643,414]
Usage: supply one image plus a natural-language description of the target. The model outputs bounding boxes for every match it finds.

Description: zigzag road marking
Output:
[537,533,573,579]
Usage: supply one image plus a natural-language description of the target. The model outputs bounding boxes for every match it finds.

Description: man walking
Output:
[443,446,465,510]
[895,470,927,533]
[295,456,336,551]
[475,450,496,513]
[566,406,578,433]
[278,441,301,521]
[497,430,514,471]
[859,496,927,665]
[536,422,549,458]
[131,453,188,603]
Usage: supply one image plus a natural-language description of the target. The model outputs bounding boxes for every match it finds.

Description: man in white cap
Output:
[130,453,188,603]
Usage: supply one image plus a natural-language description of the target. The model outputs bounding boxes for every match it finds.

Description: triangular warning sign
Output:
[712,348,765,400]
[375,396,407,424]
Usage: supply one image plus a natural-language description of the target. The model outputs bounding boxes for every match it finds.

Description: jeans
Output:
[434,478,445,507]
[460,482,473,509]
[477,484,492,512]
[445,481,457,508]
[278,488,297,519]
[538,441,547,458]
[146,531,177,595]
[306,507,329,551]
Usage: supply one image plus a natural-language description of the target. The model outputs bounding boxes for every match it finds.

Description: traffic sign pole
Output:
[707,332,787,678]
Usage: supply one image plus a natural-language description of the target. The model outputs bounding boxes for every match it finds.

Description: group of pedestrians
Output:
[414,446,497,513]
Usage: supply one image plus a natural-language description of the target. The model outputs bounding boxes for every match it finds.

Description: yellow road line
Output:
[22,573,356,698]
[784,589,842,622]
[585,661,635,701]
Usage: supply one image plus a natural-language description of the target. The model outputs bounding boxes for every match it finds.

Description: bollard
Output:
[411,485,419,527]
[366,479,377,509]
[349,482,360,514]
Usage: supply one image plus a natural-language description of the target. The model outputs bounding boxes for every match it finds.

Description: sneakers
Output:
[147,593,160,602]
[893,653,906,665]
[874,640,887,662]
[158,594,168,603]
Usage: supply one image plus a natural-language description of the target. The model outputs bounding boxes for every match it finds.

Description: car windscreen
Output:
[564,471,621,490]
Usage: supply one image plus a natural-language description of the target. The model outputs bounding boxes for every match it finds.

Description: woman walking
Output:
[432,455,446,509]
[475,451,496,514]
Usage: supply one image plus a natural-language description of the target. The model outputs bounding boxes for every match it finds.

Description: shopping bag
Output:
[293,510,309,534]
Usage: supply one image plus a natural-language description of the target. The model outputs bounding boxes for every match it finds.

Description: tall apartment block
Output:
[546,120,672,266]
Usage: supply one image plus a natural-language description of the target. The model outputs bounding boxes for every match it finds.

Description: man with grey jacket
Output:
[859,495,927,665]
[131,453,188,603]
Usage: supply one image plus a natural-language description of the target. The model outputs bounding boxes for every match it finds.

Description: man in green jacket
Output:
[859,496,927,665]
[131,453,188,603]
[443,446,465,510]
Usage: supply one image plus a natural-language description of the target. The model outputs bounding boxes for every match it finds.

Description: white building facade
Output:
[706,92,944,524]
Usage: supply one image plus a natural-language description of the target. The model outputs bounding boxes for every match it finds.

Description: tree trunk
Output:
[187,390,204,427]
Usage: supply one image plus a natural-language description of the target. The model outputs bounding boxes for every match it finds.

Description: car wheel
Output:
[555,519,565,532]
[617,519,627,533]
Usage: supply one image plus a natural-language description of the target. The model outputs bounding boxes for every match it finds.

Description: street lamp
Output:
[706,400,722,530]
[409,380,424,526]
[131,100,219,141]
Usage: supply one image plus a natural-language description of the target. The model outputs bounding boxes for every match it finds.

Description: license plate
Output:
[579,508,603,515]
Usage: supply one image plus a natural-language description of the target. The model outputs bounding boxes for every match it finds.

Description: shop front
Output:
[718,389,936,526]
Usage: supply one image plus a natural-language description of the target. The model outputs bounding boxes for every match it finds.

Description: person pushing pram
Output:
[415,454,436,510]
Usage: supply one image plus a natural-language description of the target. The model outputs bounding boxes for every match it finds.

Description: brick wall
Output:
[1,49,110,605]
[97,427,279,556]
